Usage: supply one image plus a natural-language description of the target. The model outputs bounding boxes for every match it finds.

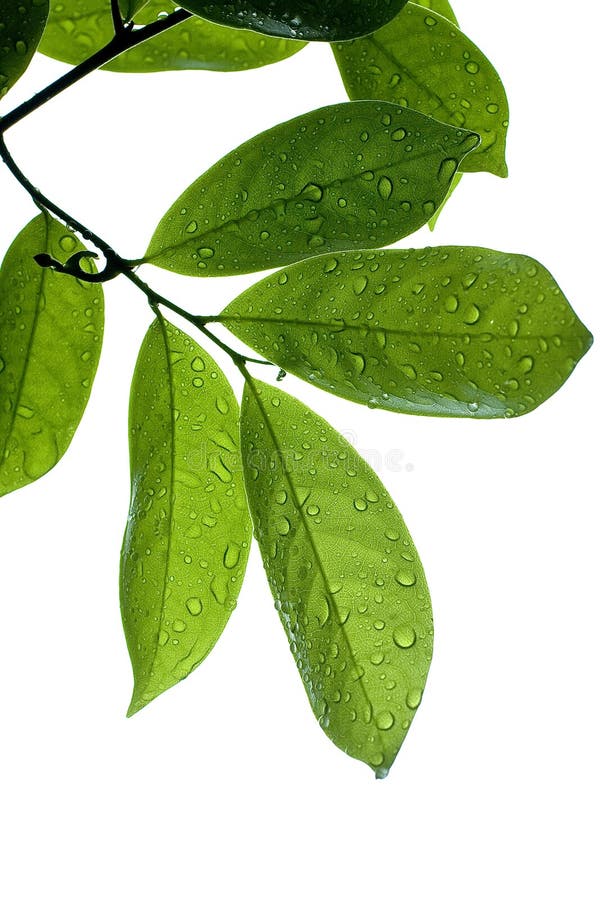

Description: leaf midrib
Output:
[222,313,582,345]
[142,315,178,700]
[145,132,469,263]
[0,219,48,477]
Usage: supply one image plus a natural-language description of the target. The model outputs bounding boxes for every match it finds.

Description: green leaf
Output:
[121,316,252,716]
[333,2,509,177]
[223,248,593,419]
[180,0,409,41]
[145,101,479,277]
[418,0,458,26]
[40,0,305,72]
[119,0,146,19]
[0,214,104,497]
[427,171,462,230]
[241,378,432,777]
[0,0,49,100]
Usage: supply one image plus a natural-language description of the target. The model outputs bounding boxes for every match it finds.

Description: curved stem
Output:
[0,133,273,369]
[0,8,192,134]
[0,132,117,261]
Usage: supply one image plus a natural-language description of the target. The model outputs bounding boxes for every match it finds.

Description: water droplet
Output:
[59,234,77,253]
[393,625,417,648]
[377,176,393,200]
[376,711,395,731]
[395,569,417,587]
[223,544,240,569]
[276,516,291,535]
[353,497,367,512]
[438,157,458,182]
[406,688,422,709]
[353,275,368,295]
[186,597,203,616]
[463,303,480,324]
[301,182,323,202]
[391,127,407,141]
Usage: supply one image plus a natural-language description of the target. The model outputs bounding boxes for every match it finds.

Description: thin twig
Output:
[0,8,192,134]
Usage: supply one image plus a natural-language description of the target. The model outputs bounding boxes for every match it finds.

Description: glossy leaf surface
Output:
[333,2,508,177]
[120,0,146,18]
[224,248,593,419]
[241,378,432,776]
[121,318,251,716]
[146,101,478,277]
[418,0,457,25]
[0,0,48,99]
[0,215,103,496]
[180,0,409,41]
[40,0,304,72]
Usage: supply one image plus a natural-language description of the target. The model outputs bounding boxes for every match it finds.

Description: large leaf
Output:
[121,317,252,716]
[241,378,433,776]
[180,0,409,41]
[0,0,49,99]
[145,101,479,277]
[40,0,304,72]
[418,0,457,25]
[223,248,593,419]
[0,214,104,496]
[333,2,509,177]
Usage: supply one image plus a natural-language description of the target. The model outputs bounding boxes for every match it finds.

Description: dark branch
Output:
[0,8,192,134]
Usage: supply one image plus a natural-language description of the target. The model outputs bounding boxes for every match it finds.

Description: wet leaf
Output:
[333,2,509,177]
[146,101,478,277]
[0,214,103,496]
[40,0,305,72]
[418,0,457,26]
[241,378,433,777]
[121,316,251,716]
[223,247,593,419]
[180,0,409,41]
[0,0,48,99]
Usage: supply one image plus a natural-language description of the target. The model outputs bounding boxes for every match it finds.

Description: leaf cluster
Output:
[0,0,592,776]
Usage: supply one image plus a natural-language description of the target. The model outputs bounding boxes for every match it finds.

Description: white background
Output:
[1,2,598,897]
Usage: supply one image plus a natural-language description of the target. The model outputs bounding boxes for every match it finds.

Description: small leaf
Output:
[180,0,409,41]
[0,214,104,496]
[241,378,432,776]
[145,101,479,277]
[40,0,305,72]
[121,316,252,715]
[0,0,49,99]
[223,247,593,419]
[333,2,509,177]
[418,0,458,26]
